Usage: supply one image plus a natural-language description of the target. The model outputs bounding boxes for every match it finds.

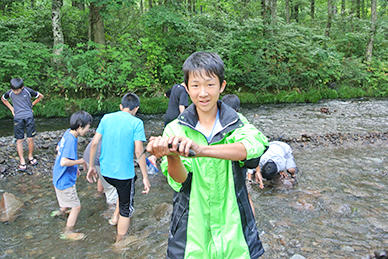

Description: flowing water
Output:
[0,98,387,258]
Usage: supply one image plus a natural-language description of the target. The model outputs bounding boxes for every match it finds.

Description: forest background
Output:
[0,0,387,118]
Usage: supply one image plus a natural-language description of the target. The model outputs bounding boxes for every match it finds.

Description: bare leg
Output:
[109,199,120,225]
[115,215,130,243]
[66,206,81,229]
[16,139,25,165]
[97,179,104,193]
[27,137,34,160]
[61,206,85,240]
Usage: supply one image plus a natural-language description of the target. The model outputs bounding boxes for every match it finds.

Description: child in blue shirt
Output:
[87,93,150,245]
[52,111,92,241]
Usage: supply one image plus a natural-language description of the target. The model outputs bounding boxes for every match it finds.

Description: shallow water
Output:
[0,98,387,258]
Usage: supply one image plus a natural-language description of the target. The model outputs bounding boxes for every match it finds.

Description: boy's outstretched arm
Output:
[32,93,44,107]
[134,140,150,194]
[147,136,248,183]
[255,165,264,189]
[1,96,14,116]
[60,157,86,169]
[86,133,101,183]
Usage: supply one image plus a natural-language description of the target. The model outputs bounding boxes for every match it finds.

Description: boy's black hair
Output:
[183,51,224,87]
[165,88,172,98]
[10,78,24,90]
[222,94,240,112]
[261,161,278,180]
[121,92,140,110]
[70,111,93,130]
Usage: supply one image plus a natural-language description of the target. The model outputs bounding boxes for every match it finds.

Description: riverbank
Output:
[0,128,386,178]
[0,88,387,119]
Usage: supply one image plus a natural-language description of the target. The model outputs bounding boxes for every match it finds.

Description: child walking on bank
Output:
[147,52,268,258]
[1,78,44,171]
[52,111,92,240]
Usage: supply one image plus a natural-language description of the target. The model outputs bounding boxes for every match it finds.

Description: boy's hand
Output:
[142,177,150,194]
[279,171,288,178]
[79,158,87,171]
[146,136,200,158]
[86,167,97,183]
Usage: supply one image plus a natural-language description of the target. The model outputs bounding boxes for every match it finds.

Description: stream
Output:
[0,98,387,258]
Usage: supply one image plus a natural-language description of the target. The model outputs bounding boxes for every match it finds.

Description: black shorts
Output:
[14,117,36,139]
[104,175,137,218]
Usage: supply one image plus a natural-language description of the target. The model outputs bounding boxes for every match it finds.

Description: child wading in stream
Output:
[147,52,268,258]
[87,93,150,245]
[52,111,92,240]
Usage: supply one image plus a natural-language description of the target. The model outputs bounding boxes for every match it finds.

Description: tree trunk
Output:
[270,0,277,25]
[140,0,143,13]
[310,0,315,19]
[52,0,64,63]
[285,0,290,23]
[361,0,365,18]
[325,0,333,37]
[350,0,354,15]
[293,4,299,22]
[356,0,361,17]
[261,0,266,19]
[89,3,106,45]
[31,0,35,8]
[365,0,377,62]
[192,0,196,13]
[188,0,192,12]
[149,0,153,9]
[341,0,345,16]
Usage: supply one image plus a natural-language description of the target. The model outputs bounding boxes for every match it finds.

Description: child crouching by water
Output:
[248,141,297,188]
[52,111,92,240]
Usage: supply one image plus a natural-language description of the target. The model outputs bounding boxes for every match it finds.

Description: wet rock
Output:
[40,143,50,149]
[327,203,352,216]
[153,202,172,224]
[290,254,306,259]
[341,245,355,252]
[374,250,388,259]
[320,107,330,114]
[292,199,314,211]
[0,165,7,174]
[0,192,24,222]
[344,188,370,198]
[367,217,388,232]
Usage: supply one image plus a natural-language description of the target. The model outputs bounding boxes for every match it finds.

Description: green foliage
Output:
[0,0,386,119]
[0,40,52,94]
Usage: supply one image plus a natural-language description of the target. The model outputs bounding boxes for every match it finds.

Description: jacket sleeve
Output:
[160,121,193,192]
[225,113,269,161]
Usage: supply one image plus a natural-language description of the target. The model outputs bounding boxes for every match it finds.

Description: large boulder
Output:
[0,192,24,222]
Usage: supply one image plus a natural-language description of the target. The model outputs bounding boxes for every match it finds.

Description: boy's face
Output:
[185,70,226,114]
[11,87,23,95]
[78,124,90,136]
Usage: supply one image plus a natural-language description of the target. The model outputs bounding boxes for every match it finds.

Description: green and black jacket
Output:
[161,101,269,259]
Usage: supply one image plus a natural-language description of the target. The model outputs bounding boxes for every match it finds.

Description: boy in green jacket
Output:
[147,51,268,258]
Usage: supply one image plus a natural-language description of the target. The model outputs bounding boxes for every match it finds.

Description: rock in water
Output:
[0,192,24,222]
[153,202,173,224]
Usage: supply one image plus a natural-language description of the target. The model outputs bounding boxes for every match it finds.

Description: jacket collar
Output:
[177,101,243,143]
